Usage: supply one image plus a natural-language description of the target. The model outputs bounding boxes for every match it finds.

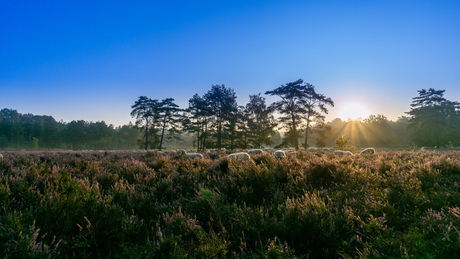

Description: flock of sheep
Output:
[176,147,376,160]
[0,148,376,163]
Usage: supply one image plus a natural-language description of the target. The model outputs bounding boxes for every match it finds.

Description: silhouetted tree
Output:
[131,96,159,150]
[301,83,334,148]
[204,84,238,149]
[158,98,182,151]
[184,94,211,151]
[407,88,460,147]
[266,79,326,150]
[244,94,277,148]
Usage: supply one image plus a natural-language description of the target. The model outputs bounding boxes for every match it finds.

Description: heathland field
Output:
[1,150,460,258]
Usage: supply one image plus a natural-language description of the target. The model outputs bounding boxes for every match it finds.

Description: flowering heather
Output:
[0,150,459,258]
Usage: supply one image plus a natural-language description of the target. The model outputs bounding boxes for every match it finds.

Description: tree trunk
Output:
[145,119,149,150]
[159,116,167,151]
[217,116,222,149]
[203,117,208,150]
[304,114,311,149]
[291,112,299,150]
[197,119,201,151]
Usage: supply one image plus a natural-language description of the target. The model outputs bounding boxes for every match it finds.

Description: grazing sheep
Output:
[248,149,263,155]
[0,153,3,161]
[176,149,187,155]
[334,150,354,156]
[227,152,251,160]
[359,148,375,155]
[273,150,286,158]
[187,153,203,159]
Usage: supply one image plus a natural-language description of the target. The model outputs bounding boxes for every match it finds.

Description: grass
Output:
[0,150,459,258]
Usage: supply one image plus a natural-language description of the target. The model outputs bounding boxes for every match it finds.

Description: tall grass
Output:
[0,150,459,258]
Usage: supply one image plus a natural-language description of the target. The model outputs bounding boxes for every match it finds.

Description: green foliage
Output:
[31,137,39,149]
[334,135,355,152]
[407,88,460,147]
[266,79,333,150]
[1,150,460,257]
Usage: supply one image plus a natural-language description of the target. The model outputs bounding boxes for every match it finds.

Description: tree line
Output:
[131,80,460,150]
[0,109,139,150]
[130,80,335,151]
[1,80,458,151]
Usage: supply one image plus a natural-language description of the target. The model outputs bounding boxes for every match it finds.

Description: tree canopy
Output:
[407,88,460,147]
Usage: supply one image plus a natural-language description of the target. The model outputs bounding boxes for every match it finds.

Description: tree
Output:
[266,79,333,150]
[116,123,140,150]
[130,96,159,150]
[184,94,211,151]
[65,120,87,150]
[407,88,460,147]
[158,98,182,151]
[204,85,238,149]
[244,94,277,148]
[362,114,396,147]
[334,135,355,152]
[301,83,334,148]
[312,118,331,148]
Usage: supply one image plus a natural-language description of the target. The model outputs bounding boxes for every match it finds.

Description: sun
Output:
[338,102,370,121]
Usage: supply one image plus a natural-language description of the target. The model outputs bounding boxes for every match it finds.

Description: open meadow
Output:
[1,150,460,258]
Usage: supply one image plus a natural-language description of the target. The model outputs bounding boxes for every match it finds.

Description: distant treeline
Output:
[1,84,458,151]
[0,108,139,150]
[0,108,415,150]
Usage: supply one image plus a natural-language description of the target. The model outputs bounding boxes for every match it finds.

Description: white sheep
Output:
[248,149,264,155]
[273,150,286,158]
[334,150,354,156]
[359,148,375,155]
[0,153,3,161]
[227,152,251,160]
[175,149,187,155]
[187,153,203,159]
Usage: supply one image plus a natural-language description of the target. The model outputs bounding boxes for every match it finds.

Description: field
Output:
[1,150,460,258]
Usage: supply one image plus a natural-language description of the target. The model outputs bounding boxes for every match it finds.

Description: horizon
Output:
[1,1,459,127]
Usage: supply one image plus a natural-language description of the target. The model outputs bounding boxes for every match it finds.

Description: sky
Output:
[1,0,459,126]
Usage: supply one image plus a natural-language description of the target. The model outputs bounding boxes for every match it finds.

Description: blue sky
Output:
[1,0,459,126]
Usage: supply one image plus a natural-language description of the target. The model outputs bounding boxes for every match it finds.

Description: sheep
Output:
[273,150,286,158]
[334,150,354,156]
[359,148,375,155]
[227,152,251,160]
[187,153,203,159]
[178,149,187,155]
[0,153,3,161]
[248,149,264,155]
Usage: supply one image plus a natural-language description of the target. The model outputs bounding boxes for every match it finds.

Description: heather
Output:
[1,151,460,258]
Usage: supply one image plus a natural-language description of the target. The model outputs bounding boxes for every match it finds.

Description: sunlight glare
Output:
[338,102,370,121]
